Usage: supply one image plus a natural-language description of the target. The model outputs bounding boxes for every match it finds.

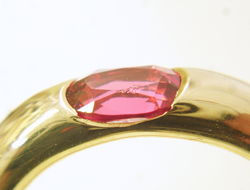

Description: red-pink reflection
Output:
[224,113,250,145]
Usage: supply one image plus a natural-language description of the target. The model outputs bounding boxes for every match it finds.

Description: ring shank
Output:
[0,68,250,190]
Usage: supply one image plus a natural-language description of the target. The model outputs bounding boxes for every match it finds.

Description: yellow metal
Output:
[1,68,250,190]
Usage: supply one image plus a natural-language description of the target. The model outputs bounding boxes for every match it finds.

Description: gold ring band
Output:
[1,67,250,190]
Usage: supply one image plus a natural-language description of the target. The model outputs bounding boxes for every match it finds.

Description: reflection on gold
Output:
[225,113,250,145]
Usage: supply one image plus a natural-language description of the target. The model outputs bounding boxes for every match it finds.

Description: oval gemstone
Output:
[66,66,181,123]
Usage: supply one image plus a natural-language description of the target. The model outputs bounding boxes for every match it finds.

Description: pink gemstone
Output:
[66,66,181,123]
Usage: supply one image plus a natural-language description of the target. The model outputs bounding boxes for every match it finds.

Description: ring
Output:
[1,66,250,190]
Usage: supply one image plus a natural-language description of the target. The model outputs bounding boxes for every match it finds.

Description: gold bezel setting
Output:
[61,67,189,128]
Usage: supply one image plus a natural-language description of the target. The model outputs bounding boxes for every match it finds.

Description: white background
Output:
[1,0,250,189]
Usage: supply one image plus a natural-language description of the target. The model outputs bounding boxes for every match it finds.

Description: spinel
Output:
[66,66,181,123]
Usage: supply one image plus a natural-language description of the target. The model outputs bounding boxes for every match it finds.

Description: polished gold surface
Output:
[1,68,250,190]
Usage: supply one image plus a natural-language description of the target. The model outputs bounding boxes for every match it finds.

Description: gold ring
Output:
[0,66,250,190]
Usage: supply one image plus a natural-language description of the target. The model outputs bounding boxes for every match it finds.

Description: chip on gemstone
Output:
[66,66,181,123]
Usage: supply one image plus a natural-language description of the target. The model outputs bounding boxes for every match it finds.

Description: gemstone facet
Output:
[66,66,181,123]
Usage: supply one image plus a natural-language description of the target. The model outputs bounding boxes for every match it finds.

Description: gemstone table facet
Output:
[66,66,181,123]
